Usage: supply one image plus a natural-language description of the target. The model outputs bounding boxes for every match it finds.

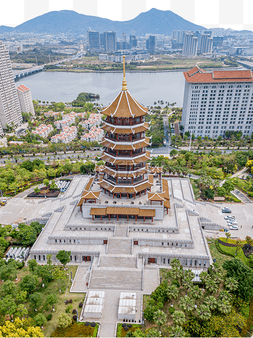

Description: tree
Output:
[169,325,186,337]
[225,232,231,242]
[20,275,38,294]
[204,296,217,310]
[36,265,53,283]
[15,304,28,319]
[172,311,186,326]
[29,292,43,310]
[0,295,17,317]
[224,277,238,292]
[56,250,71,269]
[196,304,211,321]
[57,313,72,328]
[34,187,40,194]
[167,285,179,300]
[153,310,167,331]
[217,299,232,314]
[188,285,204,300]
[1,280,17,297]
[28,259,38,273]
[16,291,27,304]
[50,180,58,190]
[0,265,17,281]
[34,313,47,327]
[179,295,195,313]
[46,294,57,310]
[235,240,244,254]
[43,179,49,187]
[0,318,44,337]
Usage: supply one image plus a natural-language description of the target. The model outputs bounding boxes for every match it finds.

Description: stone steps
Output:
[115,226,128,237]
[89,268,142,290]
[99,255,136,268]
[107,238,131,254]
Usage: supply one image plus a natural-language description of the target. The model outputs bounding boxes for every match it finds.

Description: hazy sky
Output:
[0,0,252,31]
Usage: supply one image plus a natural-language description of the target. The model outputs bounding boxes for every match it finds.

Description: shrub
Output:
[73,315,77,321]
[69,299,73,303]
[171,280,180,288]
[124,326,128,331]
[85,322,90,326]
[65,305,73,313]
[128,324,132,328]
[46,314,53,321]
[79,302,83,308]
[169,306,176,315]
[57,313,72,329]
[72,309,77,314]
[91,322,96,327]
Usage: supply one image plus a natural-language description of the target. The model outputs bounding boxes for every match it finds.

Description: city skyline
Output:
[0,0,253,31]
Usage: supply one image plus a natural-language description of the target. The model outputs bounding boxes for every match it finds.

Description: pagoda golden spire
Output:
[122,55,127,91]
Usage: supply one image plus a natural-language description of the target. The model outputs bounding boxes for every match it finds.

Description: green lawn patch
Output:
[51,322,99,337]
[117,323,141,337]
[208,240,233,268]
[215,239,249,266]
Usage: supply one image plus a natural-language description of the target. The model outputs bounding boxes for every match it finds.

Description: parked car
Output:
[0,200,7,206]
[229,225,239,230]
[227,220,238,225]
[222,207,231,213]
[224,216,235,220]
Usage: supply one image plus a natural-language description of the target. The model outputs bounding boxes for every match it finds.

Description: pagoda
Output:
[99,56,152,199]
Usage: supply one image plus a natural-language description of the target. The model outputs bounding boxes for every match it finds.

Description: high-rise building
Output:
[130,35,137,48]
[87,31,100,52]
[182,66,253,138]
[17,84,35,116]
[182,33,198,56]
[104,32,116,53]
[0,41,22,133]
[100,33,106,50]
[172,30,186,45]
[146,35,156,53]
[199,33,213,54]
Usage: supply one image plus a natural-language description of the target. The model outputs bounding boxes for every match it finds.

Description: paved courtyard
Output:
[1,175,253,337]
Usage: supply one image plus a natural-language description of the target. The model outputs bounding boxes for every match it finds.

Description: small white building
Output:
[118,292,136,321]
[32,124,53,138]
[82,291,105,319]
[17,84,35,116]
[51,126,77,144]
[81,127,103,143]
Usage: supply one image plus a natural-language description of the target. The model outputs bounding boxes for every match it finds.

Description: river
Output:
[16,71,185,106]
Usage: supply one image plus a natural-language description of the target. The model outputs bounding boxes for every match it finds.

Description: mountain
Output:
[0,26,14,33]
[9,8,205,36]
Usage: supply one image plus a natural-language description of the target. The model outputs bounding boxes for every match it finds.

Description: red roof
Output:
[17,84,30,92]
[184,67,253,83]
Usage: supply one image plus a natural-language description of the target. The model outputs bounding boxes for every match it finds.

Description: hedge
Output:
[117,324,141,337]
[51,322,99,337]
[241,297,253,336]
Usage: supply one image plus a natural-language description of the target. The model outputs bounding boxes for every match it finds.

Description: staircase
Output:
[89,267,142,290]
[115,226,128,237]
[107,238,131,254]
[99,255,136,268]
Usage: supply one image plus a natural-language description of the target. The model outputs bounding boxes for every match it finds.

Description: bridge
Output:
[13,65,44,81]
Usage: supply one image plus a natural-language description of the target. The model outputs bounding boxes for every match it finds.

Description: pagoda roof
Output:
[148,192,165,201]
[101,122,149,134]
[103,166,147,178]
[101,137,150,151]
[102,90,148,118]
[164,200,171,209]
[99,180,152,194]
[77,190,100,206]
[149,166,163,174]
[162,179,170,200]
[90,206,155,217]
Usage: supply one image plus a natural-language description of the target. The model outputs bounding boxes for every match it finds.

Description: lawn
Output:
[51,322,99,337]
[208,239,233,268]
[215,239,249,266]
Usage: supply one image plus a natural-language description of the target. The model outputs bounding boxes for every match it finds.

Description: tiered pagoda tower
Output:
[99,56,152,199]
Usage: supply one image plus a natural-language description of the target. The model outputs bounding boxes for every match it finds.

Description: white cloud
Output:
[146,0,171,11]
[195,0,219,27]
[0,0,24,27]
[49,0,73,12]
[97,0,122,21]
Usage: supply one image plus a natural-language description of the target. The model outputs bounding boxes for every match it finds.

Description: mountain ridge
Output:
[0,8,206,36]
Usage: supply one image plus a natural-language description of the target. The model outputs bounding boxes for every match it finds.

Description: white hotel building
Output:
[181,66,253,138]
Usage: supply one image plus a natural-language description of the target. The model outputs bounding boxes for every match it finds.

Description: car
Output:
[229,225,239,230]
[224,216,235,220]
[227,220,238,224]
[222,208,231,213]
[0,200,7,206]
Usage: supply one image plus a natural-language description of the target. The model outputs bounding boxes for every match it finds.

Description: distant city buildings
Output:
[32,124,53,138]
[104,32,117,53]
[182,33,198,56]
[0,41,22,134]
[182,66,253,138]
[54,112,86,129]
[87,31,100,52]
[51,126,77,144]
[17,84,35,116]
[199,33,213,55]
[146,35,156,54]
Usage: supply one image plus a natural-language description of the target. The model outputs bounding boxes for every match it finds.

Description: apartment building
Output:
[32,124,53,138]
[182,33,198,56]
[81,127,103,143]
[182,66,253,138]
[0,41,22,133]
[81,113,102,130]
[17,84,35,116]
[51,126,77,144]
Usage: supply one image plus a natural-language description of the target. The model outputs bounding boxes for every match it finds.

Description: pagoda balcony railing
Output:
[105,118,143,126]
[105,176,146,186]
[105,177,148,186]
[106,134,144,142]
[105,164,145,172]
[105,150,145,158]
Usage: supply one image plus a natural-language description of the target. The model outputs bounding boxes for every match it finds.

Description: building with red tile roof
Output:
[17,84,35,116]
[182,66,253,138]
